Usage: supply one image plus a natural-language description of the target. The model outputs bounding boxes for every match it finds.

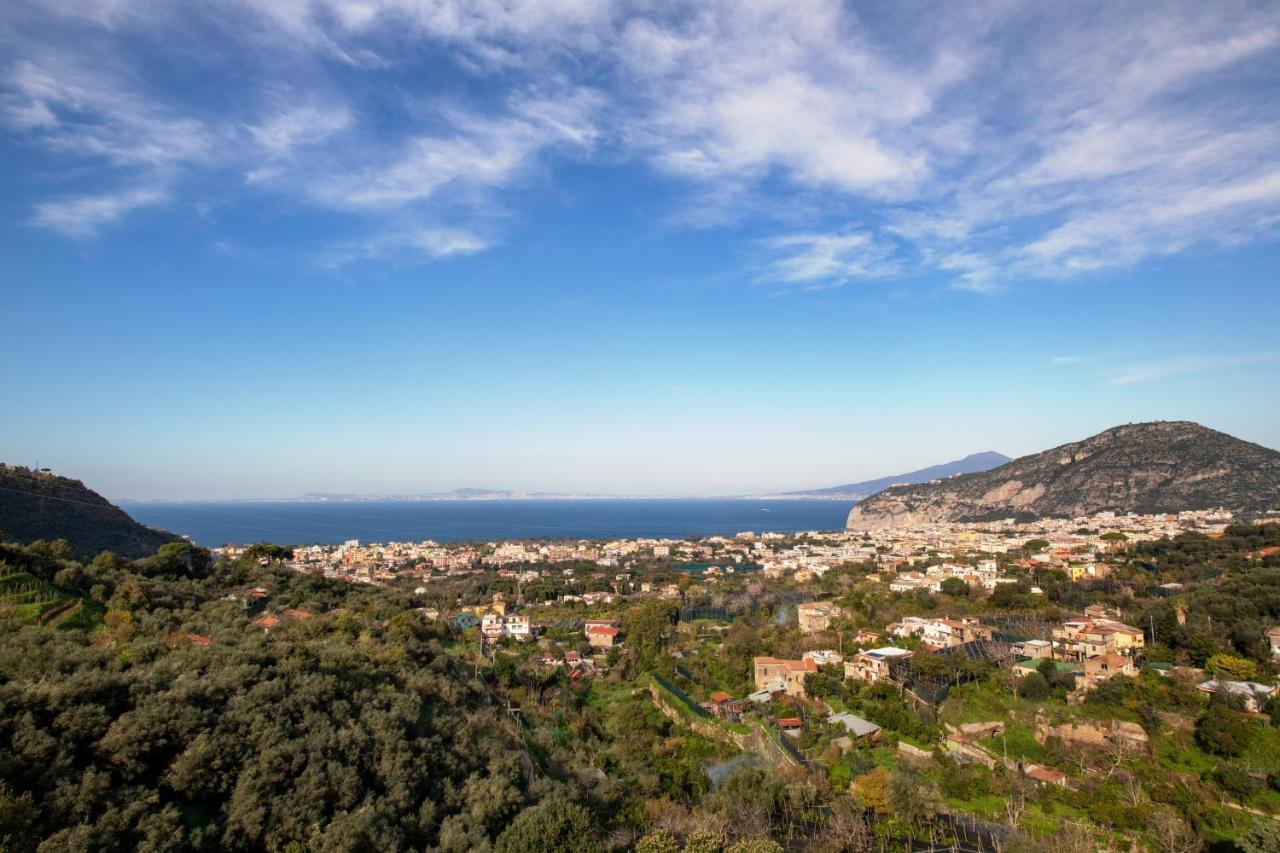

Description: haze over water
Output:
[125,499,853,547]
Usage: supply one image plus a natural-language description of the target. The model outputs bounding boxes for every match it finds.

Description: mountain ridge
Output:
[847,421,1280,531]
[0,464,181,558]
[778,451,1012,499]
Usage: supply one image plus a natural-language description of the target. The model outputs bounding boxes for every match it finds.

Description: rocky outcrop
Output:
[847,421,1280,531]
[957,721,1005,739]
[1034,716,1149,753]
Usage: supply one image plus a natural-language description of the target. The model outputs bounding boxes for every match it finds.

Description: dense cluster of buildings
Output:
[215,508,1235,594]
[743,605,1152,702]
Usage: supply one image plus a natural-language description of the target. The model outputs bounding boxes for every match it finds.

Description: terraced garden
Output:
[0,571,102,630]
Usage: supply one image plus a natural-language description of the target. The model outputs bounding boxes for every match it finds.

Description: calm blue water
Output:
[123,499,852,547]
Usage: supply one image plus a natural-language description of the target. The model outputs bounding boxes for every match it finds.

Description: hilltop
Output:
[781,451,1011,499]
[847,421,1280,530]
[0,465,180,558]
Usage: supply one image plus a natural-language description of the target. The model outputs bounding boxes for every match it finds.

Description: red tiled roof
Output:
[1025,766,1068,784]
[587,625,620,636]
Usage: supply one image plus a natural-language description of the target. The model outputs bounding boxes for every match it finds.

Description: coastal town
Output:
[223,507,1270,705]
[6,487,1280,850]
[190,507,1280,849]
[227,507,1236,589]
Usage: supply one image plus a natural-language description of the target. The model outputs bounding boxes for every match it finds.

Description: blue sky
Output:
[3,0,1280,499]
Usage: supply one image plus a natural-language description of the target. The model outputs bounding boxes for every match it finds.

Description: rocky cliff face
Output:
[846,422,1280,531]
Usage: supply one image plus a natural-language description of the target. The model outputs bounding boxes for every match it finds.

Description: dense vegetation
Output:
[3,524,1280,851]
[0,543,605,851]
[0,465,178,558]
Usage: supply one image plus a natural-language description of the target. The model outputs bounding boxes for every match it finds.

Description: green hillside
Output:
[0,464,179,558]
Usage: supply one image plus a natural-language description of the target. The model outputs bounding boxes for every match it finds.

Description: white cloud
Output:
[1105,351,1280,385]
[166,0,616,70]
[320,225,491,267]
[617,1,933,198]
[899,5,1280,283]
[3,97,56,130]
[248,104,351,155]
[4,58,214,167]
[310,91,598,210]
[759,231,897,287]
[4,0,1280,286]
[32,187,167,237]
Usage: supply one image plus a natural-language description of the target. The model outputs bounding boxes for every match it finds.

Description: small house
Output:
[777,717,803,736]
[587,625,621,649]
[1024,765,1069,787]
[1197,679,1276,713]
[709,691,746,722]
[827,712,881,742]
[1081,653,1135,689]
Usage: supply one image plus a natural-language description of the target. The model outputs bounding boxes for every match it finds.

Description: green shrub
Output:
[1216,764,1261,799]
[1016,672,1050,700]
[1196,705,1257,757]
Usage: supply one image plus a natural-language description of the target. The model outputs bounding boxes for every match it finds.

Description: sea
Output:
[123,499,853,548]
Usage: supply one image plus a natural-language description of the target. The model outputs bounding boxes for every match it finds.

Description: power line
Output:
[0,483,116,510]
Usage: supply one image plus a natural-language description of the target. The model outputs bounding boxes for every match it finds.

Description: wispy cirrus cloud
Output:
[247,103,352,156]
[318,225,492,268]
[757,231,898,288]
[32,186,168,237]
[4,57,215,168]
[2,0,1279,286]
[1105,351,1280,385]
[304,90,599,210]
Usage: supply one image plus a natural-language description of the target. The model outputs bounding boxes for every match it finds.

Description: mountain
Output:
[780,451,1012,499]
[0,464,180,558]
[846,421,1280,530]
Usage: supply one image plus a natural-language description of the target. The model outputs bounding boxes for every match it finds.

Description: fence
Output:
[651,672,712,718]
[677,605,732,623]
[888,639,1015,705]
[773,727,806,766]
[750,722,801,768]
